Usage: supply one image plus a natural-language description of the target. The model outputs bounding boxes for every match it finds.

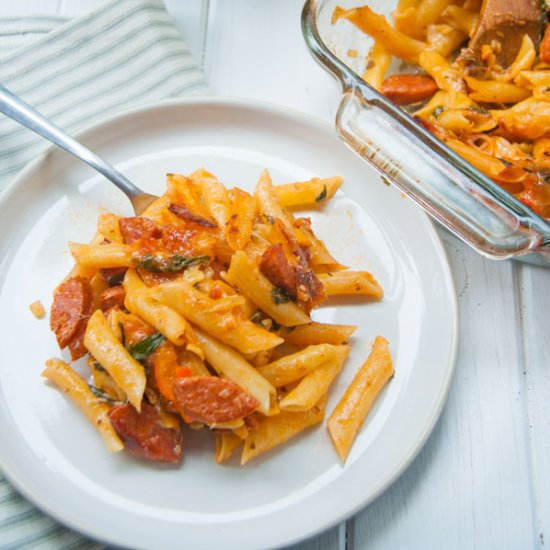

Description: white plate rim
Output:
[0,97,459,549]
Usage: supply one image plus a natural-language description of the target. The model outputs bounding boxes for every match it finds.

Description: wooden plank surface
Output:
[0,1,549,549]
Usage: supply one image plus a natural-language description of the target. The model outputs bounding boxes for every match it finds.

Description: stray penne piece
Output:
[328,336,394,461]
[318,271,383,299]
[84,310,146,411]
[241,397,326,465]
[42,358,123,452]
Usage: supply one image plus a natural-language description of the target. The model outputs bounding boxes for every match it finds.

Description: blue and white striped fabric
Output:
[0,1,206,547]
[0,0,207,192]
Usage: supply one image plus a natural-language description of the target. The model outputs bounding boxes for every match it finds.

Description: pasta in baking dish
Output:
[43,168,392,465]
[333,3,550,219]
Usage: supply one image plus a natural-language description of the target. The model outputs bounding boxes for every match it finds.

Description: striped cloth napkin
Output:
[0,1,206,547]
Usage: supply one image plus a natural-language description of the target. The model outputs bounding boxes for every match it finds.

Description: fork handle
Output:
[0,83,143,202]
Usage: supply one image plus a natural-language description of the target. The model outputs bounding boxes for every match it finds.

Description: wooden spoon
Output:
[469,0,543,66]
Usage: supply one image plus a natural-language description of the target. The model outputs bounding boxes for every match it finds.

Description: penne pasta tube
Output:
[362,42,392,90]
[88,357,126,403]
[274,176,343,207]
[514,70,550,90]
[492,35,536,83]
[279,345,351,412]
[318,271,383,299]
[194,328,276,416]
[425,24,467,58]
[419,50,466,93]
[124,289,191,347]
[140,194,172,223]
[241,397,326,465]
[158,278,283,354]
[327,336,394,461]
[193,172,231,228]
[226,187,256,251]
[414,0,454,36]
[97,213,123,243]
[84,310,146,411]
[441,6,478,36]
[465,76,531,103]
[254,169,295,230]
[279,322,357,346]
[215,432,243,464]
[224,251,311,327]
[69,242,133,269]
[257,344,345,388]
[42,358,123,452]
[332,5,426,63]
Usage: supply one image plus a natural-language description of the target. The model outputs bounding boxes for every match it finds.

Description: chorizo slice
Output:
[68,329,88,361]
[168,203,217,228]
[172,376,259,424]
[50,276,93,349]
[119,216,162,244]
[381,74,438,106]
[259,243,297,298]
[99,286,126,311]
[108,402,183,463]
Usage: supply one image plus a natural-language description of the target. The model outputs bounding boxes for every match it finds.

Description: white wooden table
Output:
[2,1,550,549]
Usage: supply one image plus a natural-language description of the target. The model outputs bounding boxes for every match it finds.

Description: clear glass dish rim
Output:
[301,0,550,260]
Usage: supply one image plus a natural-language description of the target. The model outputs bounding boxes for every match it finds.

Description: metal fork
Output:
[0,83,157,214]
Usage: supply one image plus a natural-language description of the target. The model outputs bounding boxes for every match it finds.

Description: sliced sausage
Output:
[68,329,88,361]
[381,74,438,106]
[99,286,126,311]
[50,276,93,349]
[119,217,162,244]
[168,203,217,228]
[172,376,259,424]
[259,243,297,298]
[100,267,127,287]
[108,402,183,463]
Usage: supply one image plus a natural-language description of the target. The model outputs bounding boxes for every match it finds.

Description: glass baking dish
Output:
[301,0,550,265]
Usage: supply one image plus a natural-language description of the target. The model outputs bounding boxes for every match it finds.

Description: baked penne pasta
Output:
[44,168,388,467]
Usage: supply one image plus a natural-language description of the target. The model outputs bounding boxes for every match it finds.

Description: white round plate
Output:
[0,98,457,549]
